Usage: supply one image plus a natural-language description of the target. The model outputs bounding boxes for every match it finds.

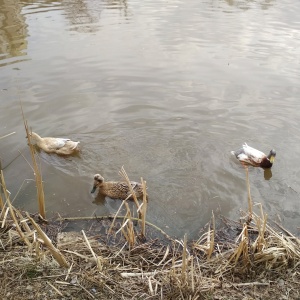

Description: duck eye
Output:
[94,174,103,182]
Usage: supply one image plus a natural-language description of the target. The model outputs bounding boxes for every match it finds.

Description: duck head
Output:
[267,149,276,164]
[91,174,104,193]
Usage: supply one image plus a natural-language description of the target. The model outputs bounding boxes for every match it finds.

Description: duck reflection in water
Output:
[92,190,140,219]
[263,168,273,180]
[92,192,106,205]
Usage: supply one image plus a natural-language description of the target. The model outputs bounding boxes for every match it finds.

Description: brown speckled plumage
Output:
[91,174,147,200]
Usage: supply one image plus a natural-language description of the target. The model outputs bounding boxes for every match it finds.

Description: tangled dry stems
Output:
[0,199,300,299]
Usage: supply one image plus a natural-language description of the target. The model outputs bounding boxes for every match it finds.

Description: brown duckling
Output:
[91,174,147,200]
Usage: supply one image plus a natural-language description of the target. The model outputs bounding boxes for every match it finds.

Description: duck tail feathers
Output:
[70,141,80,150]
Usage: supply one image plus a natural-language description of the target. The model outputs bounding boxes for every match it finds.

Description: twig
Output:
[55,281,95,299]
[82,230,102,271]
[120,271,167,278]
[233,282,270,287]
[1,207,9,228]
[47,281,64,296]
[274,221,299,240]
[63,250,97,264]
[157,246,170,266]
[0,132,16,140]
[65,262,74,281]
[78,283,95,299]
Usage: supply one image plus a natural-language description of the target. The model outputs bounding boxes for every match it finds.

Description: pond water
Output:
[0,0,299,239]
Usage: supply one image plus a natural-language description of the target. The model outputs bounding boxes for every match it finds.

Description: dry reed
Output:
[107,167,148,248]
[21,107,46,219]
[1,188,299,299]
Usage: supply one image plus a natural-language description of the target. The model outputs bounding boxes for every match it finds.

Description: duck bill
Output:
[269,156,275,164]
[91,185,97,193]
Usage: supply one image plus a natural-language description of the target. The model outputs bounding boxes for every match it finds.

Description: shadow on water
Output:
[91,192,140,221]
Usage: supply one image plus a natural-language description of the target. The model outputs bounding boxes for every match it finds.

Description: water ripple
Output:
[1,0,300,237]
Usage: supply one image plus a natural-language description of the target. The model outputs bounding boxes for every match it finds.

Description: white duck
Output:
[29,132,80,155]
[231,143,276,168]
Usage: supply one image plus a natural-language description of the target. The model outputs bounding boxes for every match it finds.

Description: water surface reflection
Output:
[224,0,275,10]
[0,0,28,66]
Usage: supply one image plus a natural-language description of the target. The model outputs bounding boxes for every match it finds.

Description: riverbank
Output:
[0,202,299,300]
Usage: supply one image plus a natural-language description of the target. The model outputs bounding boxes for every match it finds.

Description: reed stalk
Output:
[181,233,188,284]
[115,167,148,242]
[207,211,215,259]
[0,186,4,210]
[245,166,253,222]
[141,177,147,238]
[119,167,140,210]
[123,201,135,248]
[224,222,250,270]
[0,160,4,209]
[21,106,46,219]
[252,204,268,253]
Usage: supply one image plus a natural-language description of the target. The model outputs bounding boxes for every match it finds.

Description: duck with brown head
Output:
[91,174,147,200]
[231,143,276,168]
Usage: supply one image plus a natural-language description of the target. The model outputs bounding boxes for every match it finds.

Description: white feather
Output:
[242,143,265,160]
[54,138,70,149]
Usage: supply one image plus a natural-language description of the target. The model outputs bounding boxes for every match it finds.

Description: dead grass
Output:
[0,181,299,299]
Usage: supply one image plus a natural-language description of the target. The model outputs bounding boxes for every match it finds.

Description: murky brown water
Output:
[1,0,299,238]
